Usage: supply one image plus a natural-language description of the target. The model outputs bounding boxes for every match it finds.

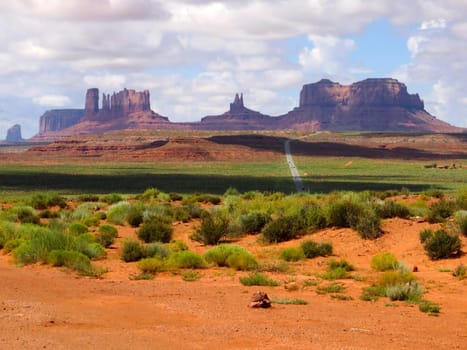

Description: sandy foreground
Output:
[1,218,466,350]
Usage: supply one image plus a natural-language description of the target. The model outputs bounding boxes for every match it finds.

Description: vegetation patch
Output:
[239,272,280,286]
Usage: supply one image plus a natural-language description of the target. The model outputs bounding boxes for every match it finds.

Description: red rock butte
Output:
[33,78,463,140]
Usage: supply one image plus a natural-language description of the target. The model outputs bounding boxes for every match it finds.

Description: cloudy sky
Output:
[0,0,466,138]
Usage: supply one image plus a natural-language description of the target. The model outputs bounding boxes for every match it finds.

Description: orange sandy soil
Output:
[1,217,466,350]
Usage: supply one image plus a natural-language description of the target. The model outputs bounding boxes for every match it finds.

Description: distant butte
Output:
[32,78,463,140]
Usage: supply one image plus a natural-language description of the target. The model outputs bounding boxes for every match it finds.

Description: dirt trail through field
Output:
[284,139,305,192]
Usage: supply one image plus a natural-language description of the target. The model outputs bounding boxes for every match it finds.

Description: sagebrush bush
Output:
[141,188,160,201]
[78,194,100,202]
[385,281,424,301]
[239,211,271,234]
[422,229,461,260]
[324,198,363,228]
[136,257,165,273]
[127,204,144,227]
[239,272,279,286]
[47,249,101,276]
[192,210,229,245]
[427,199,456,223]
[261,216,301,243]
[298,202,326,231]
[419,228,433,243]
[355,207,382,239]
[29,193,66,209]
[166,251,206,269]
[80,242,106,260]
[121,240,144,262]
[371,252,398,271]
[0,220,20,248]
[102,193,123,204]
[3,239,25,253]
[143,242,172,258]
[172,206,192,223]
[456,187,467,210]
[204,244,247,266]
[452,264,466,279]
[376,200,410,219]
[225,251,258,271]
[9,206,39,224]
[378,270,416,287]
[68,223,88,235]
[96,225,118,248]
[280,247,305,262]
[300,240,332,258]
[454,211,467,236]
[107,201,132,225]
[137,215,173,243]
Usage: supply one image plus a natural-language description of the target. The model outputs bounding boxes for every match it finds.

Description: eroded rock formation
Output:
[38,109,85,134]
[198,93,273,130]
[5,124,23,142]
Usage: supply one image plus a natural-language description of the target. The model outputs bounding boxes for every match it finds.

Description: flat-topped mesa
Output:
[109,88,151,115]
[299,78,424,110]
[6,124,23,142]
[84,88,99,118]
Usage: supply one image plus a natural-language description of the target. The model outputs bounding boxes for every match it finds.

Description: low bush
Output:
[422,229,461,260]
[9,206,40,224]
[328,259,355,271]
[298,202,326,231]
[419,228,433,243]
[0,221,20,248]
[371,252,398,271]
[165,240,188,252]
[239,272,279,286]
[324,198,363,228]
[81,242,106,260]
[127,204,144,227]
[96,225,118,248]
[143,242,172,259]
[141,188,160,201]
[376,200,410,219]
[226,251,258,271]
[47,249,104,276]
[320,259,355,280]
[418,300,441,315]
[166,251,206,269]
[172,206,192,223]
[271,298,308,305]
[204,244,247,266]
[427,199,456,223]
[102,193,123,204]
[78,194,100,202]
[378,270,416,287]
[136,257,165,273]
[261,216,301,243]
[239,211,271,234]
[355,207,382,239]
[68,223,88,236]
[137,216,173,243]
[317,282,345,294]
[191,210,229,245]
[385,281,424,302]
[454,211,467,236]
[452,264,466,280]
[121,240,144,262]
[3,239,25,253]
[169,192,183,201]
[280,247,305,262]
[300,240,333,258]
[181,270,202,281]
[106,201,132,225]
[456,187,467,210]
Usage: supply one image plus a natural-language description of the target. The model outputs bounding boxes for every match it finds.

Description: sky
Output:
[0,0,466,139]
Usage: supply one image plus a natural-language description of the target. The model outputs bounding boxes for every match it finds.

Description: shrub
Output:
[9,206,39,224]
[239,272,279,286]
[68,223,88,235]
[418,300,441,315]
[239,211,271,234]
[169,192,183,201]
[325,198,363,228]
[47,249,101,276]
[165,240,188,252]
[172,206,191,223]
[317,282,345,294]
[198,194,221,205]
[419,228,433,243]
[0,221,20,248]
[70,203,96,222]
[300,240,332,258]
[371,252,398,271]
[137,216,173,243]
[355,207,382,239]
[280,247,305,262]
[121,240,144,262]
[141,188,160,201]
[166,251,206,269]
[454,211,467,236]
[378,270,416,287]
[3,239,25,253]
[298,202,326,231]
[261,216,301,243]
[126,204,144,227]
[456,187,467,210]
[427,199,455,223]
[385,281,424,302]
[143,242,172,259]
[271,298,308,305]
[226,251,258,271]
[96,225,118,248]
[136,257,165,273]
[422,229,461,260]
[204,244,247,266]
[452,264,466,280]
[376,200,410,219]
[328,259,355,271]
[80,242,106,260]
[107,201,132,225]
[102,193,123,204]
[78,194,100,202]
[191,210,229,245]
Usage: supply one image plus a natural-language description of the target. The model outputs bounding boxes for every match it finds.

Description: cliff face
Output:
[278,78,458,132]
[198,93,274,130]
[5,124,23,142]
[38,109,85,133]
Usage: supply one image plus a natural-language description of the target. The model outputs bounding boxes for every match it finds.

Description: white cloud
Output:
[84,74,127,91]
[420,18,447,30]
[32,95,71,107]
